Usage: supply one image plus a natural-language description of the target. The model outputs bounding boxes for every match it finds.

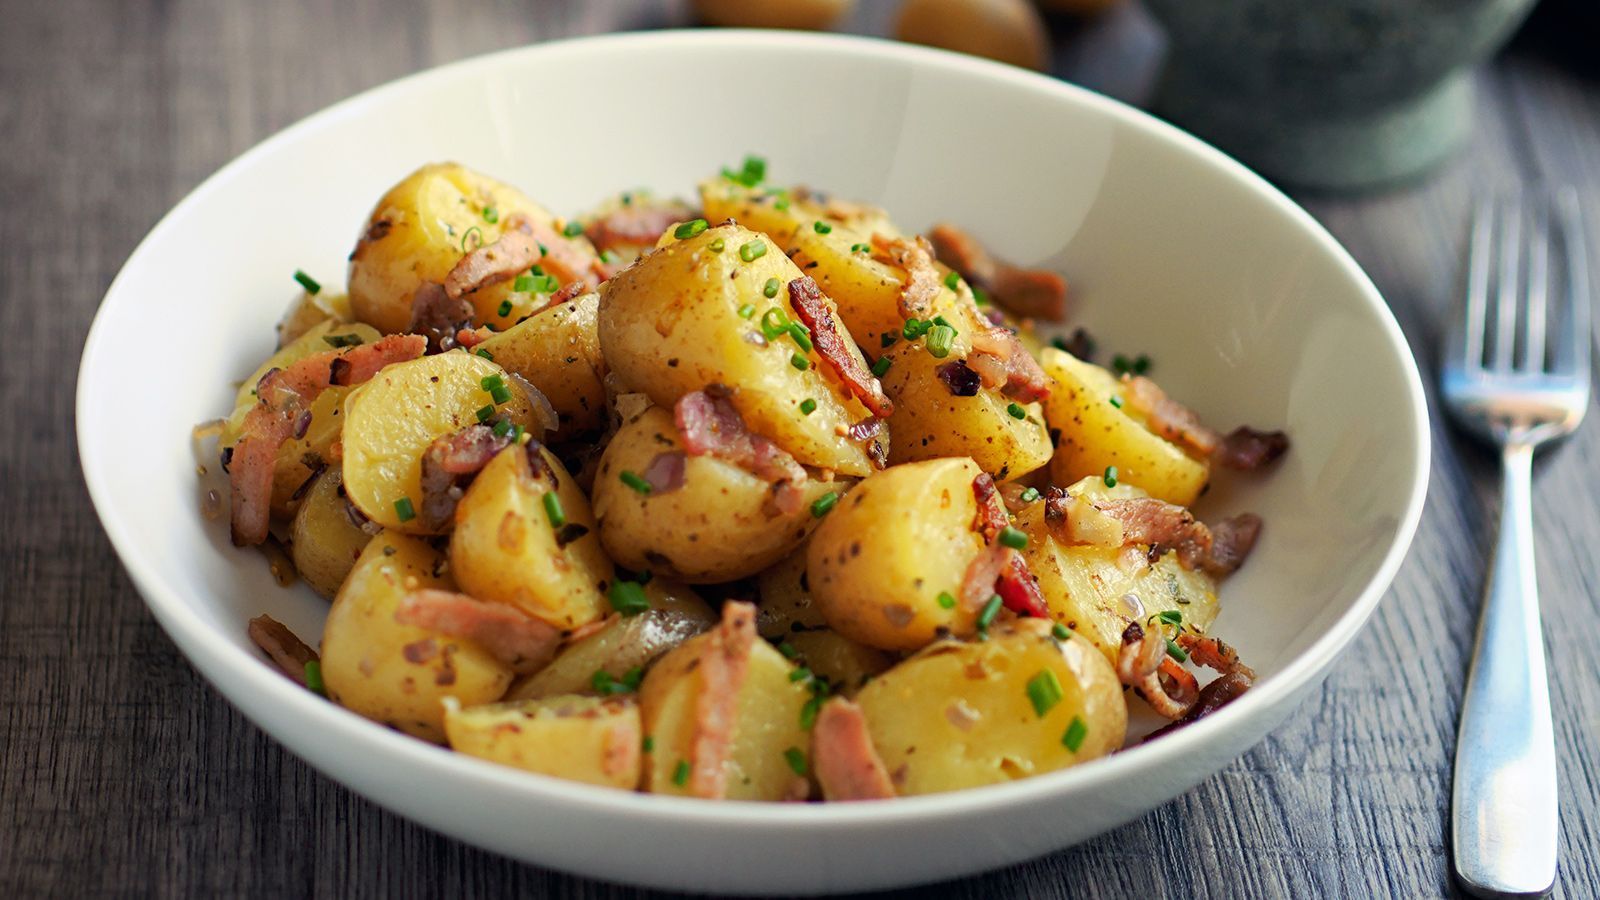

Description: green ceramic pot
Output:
[1141,0,1538,192]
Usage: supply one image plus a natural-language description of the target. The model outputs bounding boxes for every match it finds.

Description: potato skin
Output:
[1040,347,1209,506]
[449,442,613,631]
[320,533,513,742]
[782,629,894,696]
[288,468,372,598]
[806,457,987,652]
[754,551,827,639]
[443,694,641,790]
[476,293,606,440]
[639,633,811,801]
[593,406,838,583]
[346,162,600,333]
[505,580,716,701]
[597,221,881,476]
[854,620,1126,796]
[340,352,539,534]
[1014,476,1218,664]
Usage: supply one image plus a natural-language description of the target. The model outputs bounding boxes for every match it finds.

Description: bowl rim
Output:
[76,28,1431,828]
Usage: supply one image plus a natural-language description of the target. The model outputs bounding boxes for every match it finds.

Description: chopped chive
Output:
[621,667,644,691]
[1051,622,1071,641]
[672,759,690,787]
[870,356,891,377]
[774,197,790,211]
[901,318,931,340]
[461,226,482,251]
[491,417,512,438]
[973,287,989,306]
[599,249,618,264]
[787,323,813,353]
[542,492,567,529]
[482,206,498,224]
[925,324,956,359]
[293,269,321,295]
[1026,670,1064,717]
[490,385,513,405]
[674,218,709,240]
[322,333,364,348]
[609,580,650,616]
[1134,354,1151,375]
[880,332,898,348]
[937,591,957,610]
[709,237,726,253]
[475,348,494,361]
[530,264,545,276]
[810,491,838,517]
[1109,396,1123,408]
[778,641,799,660]
[998,526,1028,550]
[481,375,504,391]
[850,242,870,253]
[562,221,583,238]
[783,747,808,777]
[1007,403,1027,420]
[1167,639,1189,662]
[497,299,513,317]
[509,424,525,443]
[763,277,781,298]
[1019,487,1041,503]
[537,242,548,257]
[813,220,832,234]
[742,155,766,182]
[738,303,756,319]
[1062,715,1088,752]
[790,353,810,371]
[1103,466,1118,488]
[620,470,653,495]
[739,240,767,262]
[799,398,817,415]
[788,667,812,682]
[394,497,416,522]
[513,274,535,293]
[943,271,960,290]
[760,307,791,339]
[303,660,325,696]
[591,669,618,694]
[933,316,952,327]
[475,405,495,423]
[800,694,824,730]
[642,735,655,753]
[1157,609,1183,626]
[977,595,1003,631]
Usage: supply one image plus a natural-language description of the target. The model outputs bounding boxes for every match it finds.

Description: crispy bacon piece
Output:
[247,614,318,685]
[968,474,1048,617]
[675,386,806,485]
[926,222,1068,321]
[812,697,896,801]
[1177,632,1258,681]
[788,276,893,417]
[408,282,475,353]
[968,325,1050,402]
[230,334,426,545]
[417,425,511,531]
[1215,426,1290,471]
[584,201,695,254]
[1122,375,1220,457]
[689,601,757,799]
[996,554,1049,618]
[870,233,941,320]
[960,545,1013,616]
[394,589,562,675]
[1144,671,1254,741]
[602,709,643,778]
[443,216,543,301]
[1116,622,1198,719]
[1094,499,1262,577]
[971,473,1010,541]
[454,326,492,349]
[1205,514,1263,576]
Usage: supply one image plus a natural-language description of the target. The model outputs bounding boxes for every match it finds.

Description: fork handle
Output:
[1451,443,1558,897]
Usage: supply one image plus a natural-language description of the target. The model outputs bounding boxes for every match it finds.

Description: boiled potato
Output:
[278,289,353,348]
[639,629,811,800]
[506,579,716,701]
[877,336,1052,480]
[288,468,373,598]
[1040,347,1208,506]
[347,162,602,333]
[593,406,839,583]
[854,620,1125,796]
[340,352,539,534]
[221,319,379,446]
[449,441,613,631]
[1014,476,1218,664]
[475,293,606,439]
[754,551,827,639]
[806,458,987,652]
[443,694,641,790]
[321,533,513,742]
[597,221,881,476]
[782,629,894,696]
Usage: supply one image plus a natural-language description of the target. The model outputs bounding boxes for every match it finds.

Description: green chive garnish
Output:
[1157,610,1183,626]
[977,595,1003,631]
[760,308,791,339]
[293,270,321,295]
[475,405,495,423]
[709,237,725,253]
[901,318,930,340]
[461,226,482,251]
[880,332,898,348]
[481,375,504,391]
[475,348,494,361]
[787,323,813,353]
[509,424,525,443]
[672,759,690,787]
[778,642,799,660]
[943,271,960,290]
[609,580,650,616]
[513,274,535,293]
[600,249,618,263]
[799,398,817,415]
[813,220,832,234]
[790,353,810,370]
[304,660,325,695]
[788,667,812,682]
[642,735,655,753]
[562,221,583,238]
[492,418,512,438]
[322,333,364,348]
[1026,670,1063,717]
[800,695,824,730]
[739,240,767,262]
[738,303,756,319]
[1167,639,1189,662]
[542,492,566,529]
[810,491,838,517]
[482,206,498,224]
[851,242,870,253]
[998,526,1028,550]
[937,591,957,610]
[784,747,808,777]
[620,470,652,494]
[1062,716,1088,752]
[1103,466,1118,488]
[674,218,708,240]
[763,277,781,298]
[1007,403,1027,420]
[1109,396,1123,408]
[394,497,415,522]
[1051,622,1071,641]
[925,324,956,359]
[490,385,513,405]
[1020,487,1041,503]
[497,299,513,317]
[871,356,891,377]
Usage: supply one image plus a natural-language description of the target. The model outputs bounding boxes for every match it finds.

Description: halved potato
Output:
[475,293,606,440]
[853,620,1126,796]
[754,551,827,639]
[782,629,895,696]
[443,694,641,790]
[288,468,372,598]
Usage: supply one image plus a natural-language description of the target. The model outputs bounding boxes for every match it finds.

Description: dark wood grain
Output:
[4,0,1598,896]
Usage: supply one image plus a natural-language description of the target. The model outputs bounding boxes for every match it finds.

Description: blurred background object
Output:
[896,0,1051,70]
[1139,0,1540,191]
[692,0,855,30]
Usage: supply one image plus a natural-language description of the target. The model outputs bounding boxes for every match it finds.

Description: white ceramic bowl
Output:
[77,30,1428,895]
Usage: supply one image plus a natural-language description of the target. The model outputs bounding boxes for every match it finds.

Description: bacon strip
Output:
[967,473,1049,617]
[971,473,1010,541]
[926,222,1068,321]
[394,589,562,675]
[584,201,695,254]
[408,281,475,353]
[1122,375,1219,457]
[812,697,896,801]
[417,425,512,531]
[247,614,318,685]
[1095,499,1262,577]
[969,326,1050,402]
[870,233,941,320]
[996,554,1049,618]
[787,276,893,417]
[1144,671,1253,741]
[675,385,806,485]
[960,545,1014,614]
[230,334,426,545]
[443,215,543,301]
[1215,426,1290,471]
[689,601,757,799]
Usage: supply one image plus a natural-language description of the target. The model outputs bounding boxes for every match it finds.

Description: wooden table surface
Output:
[5,1,1598,896]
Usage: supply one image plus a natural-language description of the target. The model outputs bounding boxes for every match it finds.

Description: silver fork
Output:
[1444,188,1591,898]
